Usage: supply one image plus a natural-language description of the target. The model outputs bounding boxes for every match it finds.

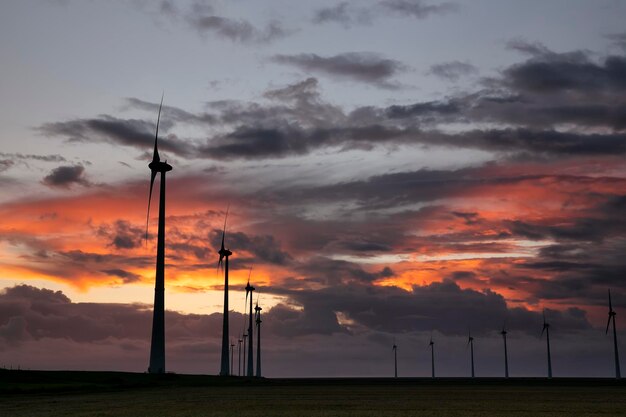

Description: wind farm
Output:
[2,1,626,415]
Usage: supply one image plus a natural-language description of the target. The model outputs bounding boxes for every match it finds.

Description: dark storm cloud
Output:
[42,165,90,188]
[271,53,406,88]
[380,0,458,19]
[97,220,144,250]
[267,279,591,337]
[429,61,477,81]
[606,32,626,51]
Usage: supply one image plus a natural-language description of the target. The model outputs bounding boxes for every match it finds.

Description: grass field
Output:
[2,370,625,416]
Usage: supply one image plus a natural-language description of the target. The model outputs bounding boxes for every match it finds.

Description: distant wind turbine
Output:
[606,289,621,379]
[255,296,263,378]
[429,334,435,378]
[242,332,248,377]
[541,309,553,378]
[146,94,172,374]
[467,328,475,378]
[237,336,243,377]
[230,338,235,376]
[245,270,255,377]
[501,322,509,378]
[392,339,398,378]
[217,208,232,376]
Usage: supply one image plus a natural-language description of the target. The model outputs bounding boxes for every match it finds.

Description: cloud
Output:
[429,61,477,81]
[380,0,458,18]
[42,165,90,189]
[189,15,288,44]
[271,53,406,88]
[312,2,372,27]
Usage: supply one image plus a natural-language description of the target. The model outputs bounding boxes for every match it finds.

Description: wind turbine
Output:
[146,95,172,374]
[237,336,243,376]
[501,322,509,378]
[217,208,232,376]
[242,332,248,377]
[392,339,398,378]
[467,328,475,378]
[230,339,235,376]
[541,309,552,378]
[255,296,262,378]
[245,270,255,377]
[429,334,435,378]
[606,289,621,379]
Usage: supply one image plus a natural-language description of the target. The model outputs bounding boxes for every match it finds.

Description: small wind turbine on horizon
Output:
[146,94,172,375]
[392,339,398,378]
[542,309,553,378]
[501,322,509,378]
[230,338,235,376]
[245,269,256,377]
[606,289,621,379]
[237,336,243,377]
[255,296,262,378]
[467,328,475,378]
[217,208,232,376]
[429,334,435,378]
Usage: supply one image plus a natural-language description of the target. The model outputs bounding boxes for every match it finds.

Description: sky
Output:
[0,0,625,377]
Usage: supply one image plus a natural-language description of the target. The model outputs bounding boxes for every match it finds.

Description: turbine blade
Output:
[145,168,158,244]
[606,315,612,335]
[152,93,164,163]
[541,324,545,337]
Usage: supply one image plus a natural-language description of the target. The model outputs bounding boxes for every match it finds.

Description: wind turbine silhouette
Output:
[230,338,235,376]
[429,334,435,378]
[255,296,262,378]
[146,94,172,374]
[245,270,255,377]
[467,328,475,378]
[392,338,398,378]
[217,208,232,376]
[541,309,552,378]
[242,332,248,377]
[237,336,243,377]
[501,322,509,378]
[606,289,621,379]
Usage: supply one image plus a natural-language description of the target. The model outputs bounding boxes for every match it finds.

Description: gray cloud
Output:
[312,2,372,27]
[271,53,406,88]
[42,165,90,188]
[189,15,288,44]
[380,0,458,18]
[429,61,477,81]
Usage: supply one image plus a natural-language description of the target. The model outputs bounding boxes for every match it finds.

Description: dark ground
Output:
[1,370,625,416]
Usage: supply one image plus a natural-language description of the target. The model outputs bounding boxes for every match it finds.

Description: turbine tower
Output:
[467,329,475,378]
[146,95,172,374]
[242,332,248,377]
[606,289,621,379]
[542,309,552,378]
[237,336,243,376]
[217,209,232,376]
[501,323,509,378]
[255,298,262,378]
[230,339,235,376]
[429,334,435,378]
[245,273,255,377]
[392,339,398,378]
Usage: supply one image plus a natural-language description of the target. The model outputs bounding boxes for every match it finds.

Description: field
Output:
[2,370,625,417]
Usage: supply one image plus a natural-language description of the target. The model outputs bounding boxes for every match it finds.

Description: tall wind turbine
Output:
[237,336,243,376]
[242,332,248,377]
[392,339,398,378]
[501,322,509,378]
[146,95,172,374]
[217,208,232,376]
[606,289,621,379]
[467,329,475,378]
[542,309,552,378]
[255,297,262,378]
[429,334,435,378]
[245,272,255,377]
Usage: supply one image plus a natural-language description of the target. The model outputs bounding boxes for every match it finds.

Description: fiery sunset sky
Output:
[1,0,625,377]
